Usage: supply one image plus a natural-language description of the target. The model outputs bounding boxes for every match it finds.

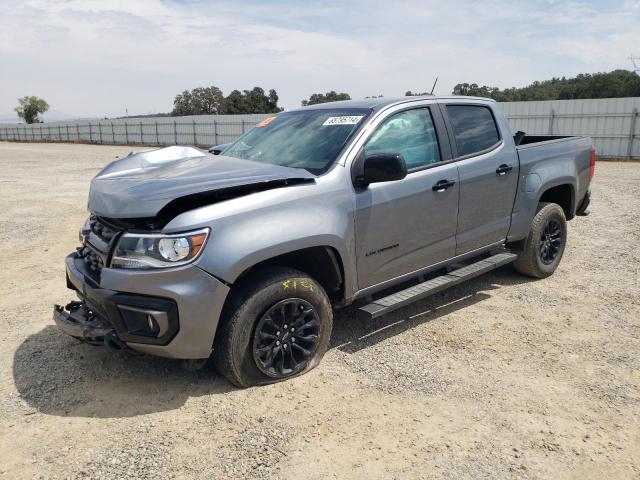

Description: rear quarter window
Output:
[446,105,501,157]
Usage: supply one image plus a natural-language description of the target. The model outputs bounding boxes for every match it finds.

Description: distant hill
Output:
[453,70,640,102]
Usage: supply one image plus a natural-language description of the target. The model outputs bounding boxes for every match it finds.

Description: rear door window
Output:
[446,105,501,157]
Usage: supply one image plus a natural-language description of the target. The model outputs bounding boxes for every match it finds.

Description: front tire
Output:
[514,202,567,278]
[213,267,333,388]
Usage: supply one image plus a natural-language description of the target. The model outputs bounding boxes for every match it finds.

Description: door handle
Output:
[496,164,513,176]
[432,179,456,192]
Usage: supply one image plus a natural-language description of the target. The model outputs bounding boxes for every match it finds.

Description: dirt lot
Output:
[0,141,638,479]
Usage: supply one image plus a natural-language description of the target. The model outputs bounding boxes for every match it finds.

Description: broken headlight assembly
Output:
[110,228,210,270]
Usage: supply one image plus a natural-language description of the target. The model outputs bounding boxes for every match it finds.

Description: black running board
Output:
[358,251,518,320]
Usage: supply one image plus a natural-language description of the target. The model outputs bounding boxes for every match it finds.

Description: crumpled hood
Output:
[88,146,315,219]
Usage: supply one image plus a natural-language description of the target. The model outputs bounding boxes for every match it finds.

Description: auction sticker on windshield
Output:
[256,116,277,128]
[322,116,364,126]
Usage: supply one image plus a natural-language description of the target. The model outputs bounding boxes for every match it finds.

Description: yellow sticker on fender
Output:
[256,116,277,127]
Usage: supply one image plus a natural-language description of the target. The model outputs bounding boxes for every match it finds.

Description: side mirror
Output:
[208,143,231,155]
[352,152,407,187]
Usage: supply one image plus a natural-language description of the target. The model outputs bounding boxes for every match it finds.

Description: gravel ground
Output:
[0,141,638,479]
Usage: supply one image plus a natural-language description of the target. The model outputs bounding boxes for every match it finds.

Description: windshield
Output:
[223,108,370,174]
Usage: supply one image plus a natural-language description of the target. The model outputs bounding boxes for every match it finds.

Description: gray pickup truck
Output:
[54,96,595,387]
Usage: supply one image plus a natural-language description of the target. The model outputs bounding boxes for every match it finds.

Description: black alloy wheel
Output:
[513,202,567,279]
[252,298,320,378]
[538,218,563,265]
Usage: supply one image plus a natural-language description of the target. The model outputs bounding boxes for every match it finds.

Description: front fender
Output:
[163,177,357,296]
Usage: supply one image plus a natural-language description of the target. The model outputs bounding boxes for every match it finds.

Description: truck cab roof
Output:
[292,95,497,113]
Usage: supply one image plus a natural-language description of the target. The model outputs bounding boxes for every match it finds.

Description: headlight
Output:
[111,228,210,270]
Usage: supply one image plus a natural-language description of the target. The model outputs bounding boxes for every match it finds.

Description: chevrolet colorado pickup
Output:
[54,96,595,387]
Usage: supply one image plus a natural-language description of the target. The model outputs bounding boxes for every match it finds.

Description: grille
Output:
[89,216,120,242]
[78,245,104,277]
[77,216,122,281]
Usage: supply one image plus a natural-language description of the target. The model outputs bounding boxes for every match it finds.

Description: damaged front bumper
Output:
[53,301,134,351]
[54,252,230,359]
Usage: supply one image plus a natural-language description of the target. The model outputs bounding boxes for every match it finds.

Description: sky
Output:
[1,0,639,119]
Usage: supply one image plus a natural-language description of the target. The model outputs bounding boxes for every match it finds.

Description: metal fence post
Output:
[192,119,197,146]
[241,119,246,134]
[99,123,103,144]
[174,120,177,145]
[125,121,129,144]
[66,124,70,142]
[89,123,93,142]
[76,123,80,141]
[548,108,555,135]
[47,125,51,141]
[140,121,143,144]
[111,122,115,144]
[155,121,159,144]
[213,119,218,145]
[627,108,638,160]
[58,125,62,141]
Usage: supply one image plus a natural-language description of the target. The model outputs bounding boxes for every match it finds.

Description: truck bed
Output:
[515,134,575,146]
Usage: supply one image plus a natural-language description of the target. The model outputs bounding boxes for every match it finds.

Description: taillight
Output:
[589,147,597,180]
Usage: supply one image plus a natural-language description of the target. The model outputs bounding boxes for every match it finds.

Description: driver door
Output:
[354,106,460,289]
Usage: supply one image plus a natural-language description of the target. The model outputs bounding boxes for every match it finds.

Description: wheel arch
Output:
[537,183,576,220]
[230,245,346,304]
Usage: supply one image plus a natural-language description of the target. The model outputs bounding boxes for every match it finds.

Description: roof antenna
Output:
[429,77,439,95]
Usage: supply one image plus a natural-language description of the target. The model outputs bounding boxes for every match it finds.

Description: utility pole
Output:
[630,54,640,73]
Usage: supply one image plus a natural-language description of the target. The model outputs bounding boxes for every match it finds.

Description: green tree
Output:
[225,87,283,114]
[405,90,430,96]
[172,86,226,116]
[301,91,351,106]
[15,96,49,124]
[452,70,640,102]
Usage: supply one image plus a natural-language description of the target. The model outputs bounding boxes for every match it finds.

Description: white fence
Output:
[1,98,639,159]
[0,114,268,148]
[498,97,640,160]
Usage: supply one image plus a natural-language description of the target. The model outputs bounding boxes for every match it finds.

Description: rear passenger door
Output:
[354,106,459,289]
[442,103,518,255]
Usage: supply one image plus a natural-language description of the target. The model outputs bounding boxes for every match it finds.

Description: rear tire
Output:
[514,202,567,278]
[213,267,333,388]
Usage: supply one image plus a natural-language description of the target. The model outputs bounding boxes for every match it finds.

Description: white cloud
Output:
[0,0,638,117]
